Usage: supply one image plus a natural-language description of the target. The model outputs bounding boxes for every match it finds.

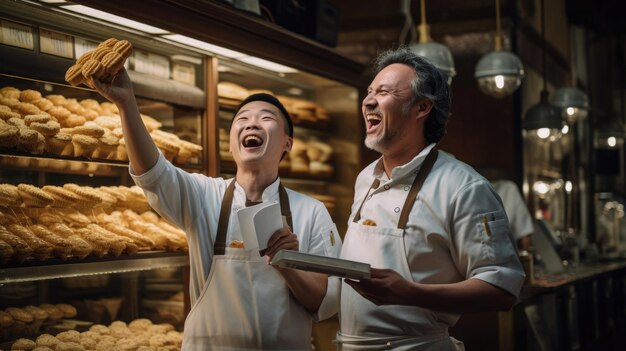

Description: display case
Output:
[1,1,364,350]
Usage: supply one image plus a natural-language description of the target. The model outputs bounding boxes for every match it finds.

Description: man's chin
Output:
[365,138,383,153]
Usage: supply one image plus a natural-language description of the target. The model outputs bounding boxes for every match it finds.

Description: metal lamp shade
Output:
[474,51,524,98]
[551,87,590,124]
[524,99,563,141]
[409,42,456,84]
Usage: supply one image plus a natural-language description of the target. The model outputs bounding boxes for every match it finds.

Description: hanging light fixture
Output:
[474,0,525,98]
[551,87,589,125]
[522,0,563,141]
[408,0,456,84]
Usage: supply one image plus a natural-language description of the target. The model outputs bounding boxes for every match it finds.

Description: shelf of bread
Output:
[218,81,331,131]
[0,300,183,351]
[0,79,203,167]
[0,182,189,282]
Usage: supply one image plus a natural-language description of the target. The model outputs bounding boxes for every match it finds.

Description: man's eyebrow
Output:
[235,108,278,117]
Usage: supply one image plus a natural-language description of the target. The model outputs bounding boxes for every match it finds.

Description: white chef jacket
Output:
[344,144,524,330]
[130,152,341,315]
[491,180,535,241]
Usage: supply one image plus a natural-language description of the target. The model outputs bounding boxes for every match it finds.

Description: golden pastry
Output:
[55,304,77,318]
[0,225,33,262]
[93,116,121,130]
[45,94,67,106]
[91,47,113,62]
[128,318,153,332]
[42,185,81,207]
[139,211,159,224]
[39,304,63,320]
[0,107,21,121]
[11,338,37,350]
[99,102,118,115]
[64,124,106,137]
[72,134,99,158]
[35,334,60,348]
[54,341,84,351]
[97,38,118,49]
[101,51,125,75]
[65,64,85,86]
[0,238,14,263]
[0,121,20,148]
[8,224,53,259]
[24,113,52,125]
[60,209,92,226]
[112,39,133,59]
[47,223,93,258]
[38,212,63,225]
[29,224,72,259]
[0,310,13,327]
[6,307,34,323]
[81,59,105,80]
[74,227,109,257]
[0,184,21,207]
[63,184,103,208]
[47,106,71,121]
[151,133,180,161]
[93,132,119,159]
[80,331,101,341]
[88,224,133,256]
[17,184,54,207]
[229,239,244,248]
[102,222,154,250]
[80,98,102,112]
[45,132,73,155]
[15,102,42,116]
[24,305,48,320]
[89,324,111,335]
[115,137,128,160]
[29,120,60,137]
[19,89,42,103]
[76,50,94,66]
[62,114,87,128]
[34,98,54,112]
[79,338,96,350]
[57,330,81,343]
[0,86,21,99]
[0,95,21,108]
[362,219,377,226]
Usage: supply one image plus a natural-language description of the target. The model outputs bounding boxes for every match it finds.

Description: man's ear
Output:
[284,136,293,153]
[415,100,434,120]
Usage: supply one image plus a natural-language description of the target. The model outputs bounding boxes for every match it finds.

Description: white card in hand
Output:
[236,201,283,253]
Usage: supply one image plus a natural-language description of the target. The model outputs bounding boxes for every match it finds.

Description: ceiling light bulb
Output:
[474,51,524,98]
[565,181,573,193]
[537,128,550,139]
[608,137,617,148]
[495,75,505,89]
[561,125,569,134]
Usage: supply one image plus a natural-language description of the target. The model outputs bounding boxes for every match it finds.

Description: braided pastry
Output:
[8,224,53,260]
[63,184,103,208]
[65,64,85,86]
[97,38,118,49]
[29,224,72,259]
[17,184,54,207]
[101,51,125,74]
[102,222,155,250]
[47,223,93,258]
[0,225,32,262]
[42,185,81,207]
[82,58,106,79]
[0,184,21,207]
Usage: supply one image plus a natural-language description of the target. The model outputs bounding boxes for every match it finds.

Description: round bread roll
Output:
[56,330,81,343]
[36,334,60,348]
[11,338,37,350]
[0,310,14,327]
[39,304,63,320]
[6,307,34,323]
[54,341,84,351]
[56,304,77,318]
[89,324,110,335]
[24,305,49,320]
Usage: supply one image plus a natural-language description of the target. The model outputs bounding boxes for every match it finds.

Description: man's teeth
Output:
[243,135,263,147]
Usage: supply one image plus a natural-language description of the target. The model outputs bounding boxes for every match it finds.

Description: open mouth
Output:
[366,114,382,127]
[242,135,264,148]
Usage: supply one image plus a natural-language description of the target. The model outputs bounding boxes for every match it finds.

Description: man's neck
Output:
[236,167,279,202]
[381,139,428,177]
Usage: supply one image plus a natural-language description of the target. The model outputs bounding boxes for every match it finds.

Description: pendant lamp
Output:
[408,0,456,84]
[522,0,563,141]
[474,0,524,98]
[594,121,625,148]
[551,87,589,125]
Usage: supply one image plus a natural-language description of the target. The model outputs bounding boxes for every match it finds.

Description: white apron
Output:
[337,148,464,351]
[183,180,311,350]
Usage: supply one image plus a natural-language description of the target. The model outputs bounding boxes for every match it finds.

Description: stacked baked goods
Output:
[288,137,334,177]
[0,85,203,164]
[217,82,249,108]
[218,127,232,161]
[9,318,182,351]
[65,38,132,89]
[1,303,77,339]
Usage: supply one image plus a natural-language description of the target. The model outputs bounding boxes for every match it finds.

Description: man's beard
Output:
[364,106,411,153]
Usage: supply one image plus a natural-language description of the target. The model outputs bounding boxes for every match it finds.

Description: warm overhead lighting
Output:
[523,0,562,142]
[474,0,524,98]
[40,0,67,3]
[533,181,551,198]
[565,181,573,193]
[551,87,589,125]
[408,0,456,84]
[594,120,625,149]
[238,56,298,74]
[162,34,246,58]
[62,5,169,34]
[561,124,569,135]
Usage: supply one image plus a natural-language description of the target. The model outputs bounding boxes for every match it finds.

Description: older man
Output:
[336,47,525,350]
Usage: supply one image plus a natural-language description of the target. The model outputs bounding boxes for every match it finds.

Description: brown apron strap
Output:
[397,147,438,229]
[214,179,236,255]
[352,147,439,229]
[278,183,293,229]
[214,179,292,255]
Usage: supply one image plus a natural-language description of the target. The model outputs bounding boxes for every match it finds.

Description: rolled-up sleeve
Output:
[450,180,525,297]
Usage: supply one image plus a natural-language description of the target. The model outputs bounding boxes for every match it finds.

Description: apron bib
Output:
[183,180,311,351]
[337,148,464,351]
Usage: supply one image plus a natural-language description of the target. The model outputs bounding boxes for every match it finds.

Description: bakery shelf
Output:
[0,251,189,284]
[219,159,333,181]
[218,105,331,132]
[0,148,130,168]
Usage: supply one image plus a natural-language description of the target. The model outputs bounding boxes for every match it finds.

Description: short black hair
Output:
[233,93,293,137]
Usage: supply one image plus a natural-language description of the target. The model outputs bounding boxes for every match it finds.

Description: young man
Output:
[336,47,525,350]
[92,69,341,350]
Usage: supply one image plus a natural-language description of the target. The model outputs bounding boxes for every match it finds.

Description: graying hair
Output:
[373,46,451,143]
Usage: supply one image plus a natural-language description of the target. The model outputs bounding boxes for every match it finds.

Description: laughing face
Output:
[363,63,417,153]
[230,101,292,169]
